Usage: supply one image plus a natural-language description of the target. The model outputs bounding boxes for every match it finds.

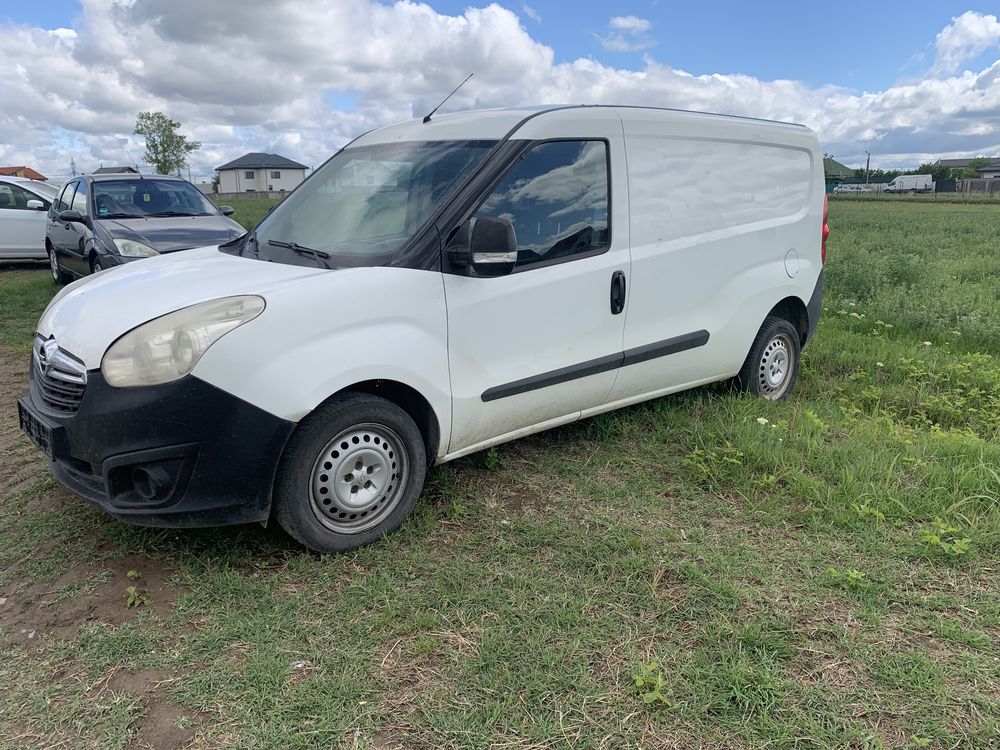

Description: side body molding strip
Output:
[481,329,710,402]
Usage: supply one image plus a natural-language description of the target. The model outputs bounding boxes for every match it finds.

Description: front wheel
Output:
[733,316,801,401]
[47,246,71,284]
[273,393,426,553]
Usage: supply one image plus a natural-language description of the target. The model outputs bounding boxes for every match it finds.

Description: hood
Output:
[38,246,326,368]
[101,215,244,253]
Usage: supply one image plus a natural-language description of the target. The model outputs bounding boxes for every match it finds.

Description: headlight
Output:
[101,296,265,387]
[113,238,159,257]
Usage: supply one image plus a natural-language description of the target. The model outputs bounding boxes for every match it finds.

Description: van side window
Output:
[476,140,610,269]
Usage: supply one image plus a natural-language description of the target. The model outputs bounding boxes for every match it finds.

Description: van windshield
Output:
[247,140,496,267]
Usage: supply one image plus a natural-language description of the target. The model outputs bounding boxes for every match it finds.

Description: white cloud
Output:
[522,4,541,24]
[599,15,655,53]
[609,15,652,34]
[1,1,1000,180]
[932,11,1000,75]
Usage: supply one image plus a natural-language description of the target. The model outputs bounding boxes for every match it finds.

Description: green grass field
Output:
[222,196,282,232]
[0,201,998,749]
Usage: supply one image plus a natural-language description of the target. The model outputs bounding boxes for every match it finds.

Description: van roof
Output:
[352,104,809,146]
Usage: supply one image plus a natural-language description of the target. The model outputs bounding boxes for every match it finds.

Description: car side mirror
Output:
[218,205,235,216]
[447,216,517,277]
[26,199,45,210]
[57,209,86,224]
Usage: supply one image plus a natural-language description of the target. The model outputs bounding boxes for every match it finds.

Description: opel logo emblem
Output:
[37,339,58,376]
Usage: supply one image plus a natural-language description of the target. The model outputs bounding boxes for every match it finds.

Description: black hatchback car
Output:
[46,173,245,282]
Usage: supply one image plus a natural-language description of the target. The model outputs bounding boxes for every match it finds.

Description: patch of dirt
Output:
[0,348,39,490]
[103,668,200,750]
[0,553,185,647]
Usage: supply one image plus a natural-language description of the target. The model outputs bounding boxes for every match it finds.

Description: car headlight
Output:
[101,296,265,387]
[113,238,159,257]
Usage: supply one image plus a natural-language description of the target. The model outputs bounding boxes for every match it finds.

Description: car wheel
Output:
[273,392,426,553]
[47,245,71,284]
[734,316,801,401]
[90,254,103,274]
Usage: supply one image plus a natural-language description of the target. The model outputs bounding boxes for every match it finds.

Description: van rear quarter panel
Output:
[611,109,823,399]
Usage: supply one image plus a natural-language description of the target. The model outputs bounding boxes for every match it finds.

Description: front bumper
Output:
[21,368,295,528]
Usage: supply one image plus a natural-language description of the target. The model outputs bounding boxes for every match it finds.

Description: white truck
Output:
[885,174,934,193]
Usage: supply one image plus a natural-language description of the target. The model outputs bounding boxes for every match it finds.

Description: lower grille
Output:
[32,336,87,414]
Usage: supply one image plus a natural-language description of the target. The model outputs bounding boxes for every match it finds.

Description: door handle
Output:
[610,271,626,315]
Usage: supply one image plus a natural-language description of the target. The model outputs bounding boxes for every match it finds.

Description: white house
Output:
[215,153,308,193]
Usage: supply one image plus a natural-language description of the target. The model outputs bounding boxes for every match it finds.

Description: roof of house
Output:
[935,157,1000,168]
[93,166,139,174]
[823,157,854,179]
[215,152,308,171]
[0,166,47,180]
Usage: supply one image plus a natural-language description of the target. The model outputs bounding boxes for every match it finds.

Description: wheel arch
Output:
[767,296,809,346]
[315,379,440,468]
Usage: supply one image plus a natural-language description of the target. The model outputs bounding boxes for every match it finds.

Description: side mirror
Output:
[448,216,517,277]
[57,209,86,224]
[26,199,45,210]
[218,205,235,216]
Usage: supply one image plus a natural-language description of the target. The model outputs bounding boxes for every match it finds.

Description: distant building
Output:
[0,165,47,180]
[92,166,139,174]
[823,157,854,181]
[215,153,308,193]
[934,157,1000,178]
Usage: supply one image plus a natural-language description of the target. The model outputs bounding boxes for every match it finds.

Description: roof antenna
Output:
[126,150,143,177]
[423,73,473,124]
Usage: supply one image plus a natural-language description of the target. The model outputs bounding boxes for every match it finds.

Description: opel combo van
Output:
[18,106,827,553]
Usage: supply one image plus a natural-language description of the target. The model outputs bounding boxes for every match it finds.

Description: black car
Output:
[45,173,245,282]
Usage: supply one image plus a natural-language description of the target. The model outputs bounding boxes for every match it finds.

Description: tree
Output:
[211,172,221,193]
[133,111,201,176]
[915,162,955,182]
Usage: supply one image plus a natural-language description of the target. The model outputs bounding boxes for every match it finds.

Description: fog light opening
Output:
[132,465,170,501]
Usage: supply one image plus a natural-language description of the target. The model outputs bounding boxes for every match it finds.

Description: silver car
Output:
[0,177,60,259]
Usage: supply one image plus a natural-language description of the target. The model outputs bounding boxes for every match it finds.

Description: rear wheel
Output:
[273,393,426,553]
[734,316,801,401]
[47,245,71,284]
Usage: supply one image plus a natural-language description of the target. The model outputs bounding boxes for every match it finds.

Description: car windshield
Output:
[24,181,59,199]
[249,140,496,267]
[91,179,220,218]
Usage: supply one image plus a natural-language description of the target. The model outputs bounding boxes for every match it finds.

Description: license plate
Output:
[18,399,54,459]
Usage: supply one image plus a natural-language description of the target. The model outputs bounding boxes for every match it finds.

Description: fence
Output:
[828,178,1000,202]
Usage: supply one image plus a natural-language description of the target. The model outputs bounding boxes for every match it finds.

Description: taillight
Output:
[821,194,829,265]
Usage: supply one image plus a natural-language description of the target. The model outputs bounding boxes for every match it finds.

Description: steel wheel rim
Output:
[309,423,408,534]
[49,250,59,280]
[758,333,794,399]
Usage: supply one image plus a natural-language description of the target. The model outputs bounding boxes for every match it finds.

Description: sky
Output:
[2,1,1000,182]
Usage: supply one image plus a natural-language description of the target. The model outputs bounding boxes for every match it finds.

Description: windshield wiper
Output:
[146,211,203,217]
[100,212,144,219]
[266,239,331,267]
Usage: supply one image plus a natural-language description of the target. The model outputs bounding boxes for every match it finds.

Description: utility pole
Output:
[70,158,77,177]
[865,150,871,185]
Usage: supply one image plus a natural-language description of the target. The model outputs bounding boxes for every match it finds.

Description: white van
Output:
[18,106,827,553]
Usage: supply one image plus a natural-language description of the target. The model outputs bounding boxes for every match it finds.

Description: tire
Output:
[47,245,71,284]
[733,316,801,401]
[89,254,103,274]
[273,392,426,553]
